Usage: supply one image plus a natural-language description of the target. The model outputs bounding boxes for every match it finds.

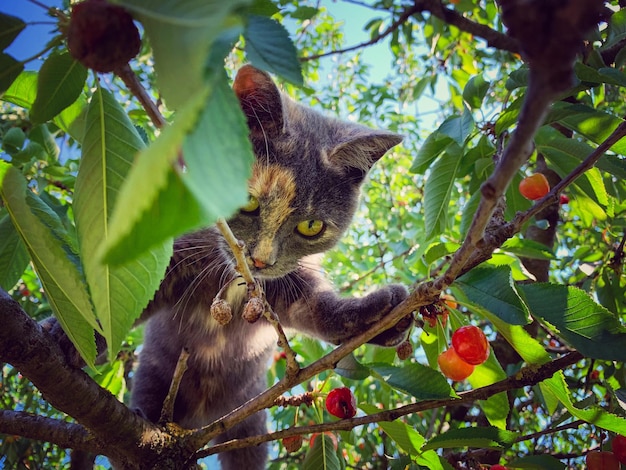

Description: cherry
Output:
[586,450,620,470]
[519,173,550,200]
[491,465,509,470]
[325,387,357,419]
[437,347,474,381]
[559,194,569,205]
[282,435,303,453]
[612,435,626,464]
[451,325,490,365]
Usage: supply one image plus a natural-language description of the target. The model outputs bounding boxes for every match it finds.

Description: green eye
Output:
[296,219,325,238]
[241,195,260,213]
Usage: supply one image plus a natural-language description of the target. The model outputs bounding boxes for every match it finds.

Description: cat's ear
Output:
[233,65,284,138]
[328,131,403,181]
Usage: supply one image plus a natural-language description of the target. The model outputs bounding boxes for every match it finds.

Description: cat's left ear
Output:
[329,131,403,181]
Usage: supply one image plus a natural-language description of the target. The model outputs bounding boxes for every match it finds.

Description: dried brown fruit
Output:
[282,435,303,453]
[210,298,232,325]
[67,0,141,72]
[396,340,413,360]
[242,296,265,323]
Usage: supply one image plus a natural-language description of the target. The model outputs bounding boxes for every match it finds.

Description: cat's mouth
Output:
[245,255,294,279]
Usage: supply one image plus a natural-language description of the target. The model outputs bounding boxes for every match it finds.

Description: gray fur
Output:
[131,65,410,469]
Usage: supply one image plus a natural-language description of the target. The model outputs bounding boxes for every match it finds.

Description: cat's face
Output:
[226,65,402,279]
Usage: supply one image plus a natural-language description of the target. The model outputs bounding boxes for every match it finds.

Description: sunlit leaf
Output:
[244,15,302,85]
[455,265,531,325]
[369,363,456,400]
[30,52,87,124]
[335,353,371,380]
[463,74,490,109]
[0,53,23,96]
[302,434,340,470]
[74,87,172,359]
[0,213,29,290]
[0,162,98,367]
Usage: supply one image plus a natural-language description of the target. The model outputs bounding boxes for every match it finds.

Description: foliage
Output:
[1,0,626,469]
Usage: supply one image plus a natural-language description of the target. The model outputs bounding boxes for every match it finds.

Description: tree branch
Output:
[196,351,583,457]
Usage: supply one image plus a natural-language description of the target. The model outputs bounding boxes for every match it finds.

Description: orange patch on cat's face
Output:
[249,163,296,232]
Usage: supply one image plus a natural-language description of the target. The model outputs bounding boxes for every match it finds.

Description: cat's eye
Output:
[296,219,325,238]
[241,195,260,213]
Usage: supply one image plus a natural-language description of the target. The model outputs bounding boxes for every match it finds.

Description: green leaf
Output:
[120,0,251,109]
[335,353,371,380]
[0,13,26,51]
[456,265,530,326]
[507,454,566,470]
[369,363,456,400]
[244,15,303,86]
[542,371,626,434]
[3,71,87,141]
[467,353,509,429]
[102,73,253,265]
[290,6,319,21]
[463,74,490,109]
[1,127,25,154]
[0,213,29,290]
[520,283,626,361]
[30,52,87,124]
[423,143,463,239]
[500,237,556,261]
[409,131,454,174]
[422,426,518,451]
[74,87,172,359]
[0,162,98,368]
[302,434,341,470]
[0,53,24,96]
[438,111,475,146]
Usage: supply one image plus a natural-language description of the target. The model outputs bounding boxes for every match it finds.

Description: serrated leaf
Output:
[3,71,87,141]
[30,52,87,124]
[456,265,531,325]
[500,237,556,261]
[519,283,626,361]
[74,87,172,360]
[0,163,98,368]
[369,363,456,400]
[102,73,253,265]
[424,143,463,239]
[0,213,29,290]
[542,371,626,434]
[422,426,518,451]
[463,74,490,109]
[0,13,26,51]
[335,353,371,380]
[409,130,454,174]
[438,111,474,146]
[0,53,24,96]
[302,434,341,470]
[244,15,302,85]
[120,0,251,109]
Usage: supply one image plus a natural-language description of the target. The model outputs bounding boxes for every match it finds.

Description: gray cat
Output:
[130,65,411,469]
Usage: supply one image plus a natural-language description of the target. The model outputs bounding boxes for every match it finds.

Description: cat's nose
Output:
[252,257,268,269]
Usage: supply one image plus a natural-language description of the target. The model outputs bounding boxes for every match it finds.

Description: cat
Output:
[130,65,412,469]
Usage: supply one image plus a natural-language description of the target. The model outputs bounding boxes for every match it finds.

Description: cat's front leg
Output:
[279,278,412,346]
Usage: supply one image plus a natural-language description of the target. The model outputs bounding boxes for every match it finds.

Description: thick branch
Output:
[0,289,175,465]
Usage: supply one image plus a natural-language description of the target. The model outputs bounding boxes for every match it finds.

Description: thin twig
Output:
[214,218,299,375]
[194,351,583,458]
[115,64,167,129]
[159,348,190,425]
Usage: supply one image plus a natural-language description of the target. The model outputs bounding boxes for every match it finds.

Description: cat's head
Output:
[226,65,402,279]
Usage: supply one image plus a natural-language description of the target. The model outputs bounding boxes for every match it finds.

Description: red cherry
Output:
[559,194,569,205]
[491,465,509,470]
[451,325,490,365]
[437,347,474,381]
[612,435,626,464]
[586,451,620,470]
[325,387,357,419]
[519,173,550,200]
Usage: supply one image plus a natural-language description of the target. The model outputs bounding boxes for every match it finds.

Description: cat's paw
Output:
[41,317,107,368]
[366,284,413,347]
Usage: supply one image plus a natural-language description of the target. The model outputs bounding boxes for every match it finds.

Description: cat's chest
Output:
[189,281,277,364]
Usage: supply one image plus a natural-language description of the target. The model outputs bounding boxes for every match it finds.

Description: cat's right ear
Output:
[233,65,284,139]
